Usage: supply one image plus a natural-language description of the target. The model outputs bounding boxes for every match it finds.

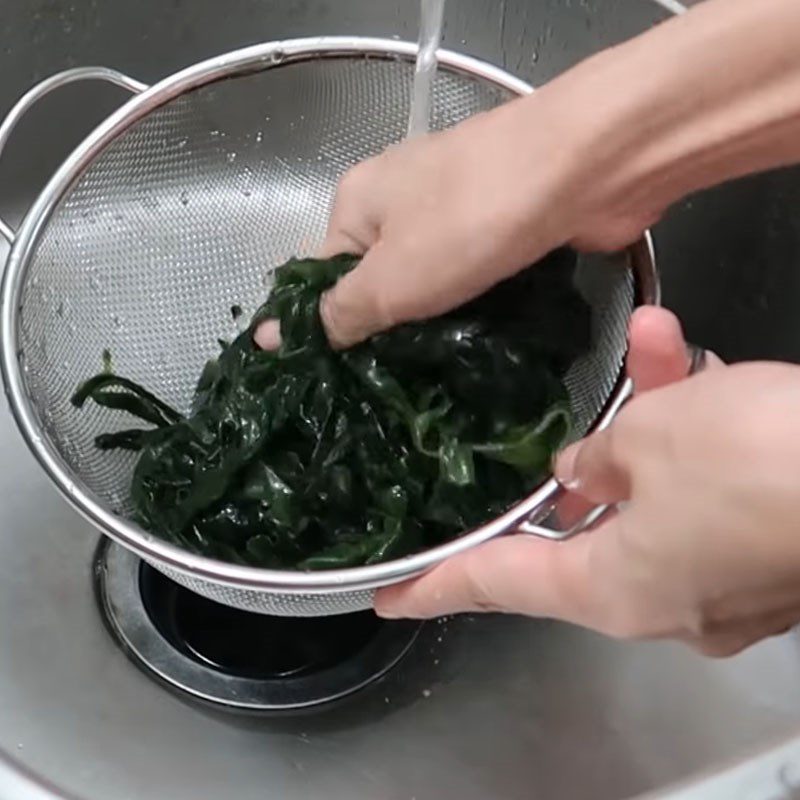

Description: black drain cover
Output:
[140,564,382,680]
[94,540,421,711]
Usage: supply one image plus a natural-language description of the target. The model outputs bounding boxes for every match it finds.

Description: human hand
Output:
[304,90,654,349]
[254,0,800,354]
[255,82,655,352]
[375,307,800,657]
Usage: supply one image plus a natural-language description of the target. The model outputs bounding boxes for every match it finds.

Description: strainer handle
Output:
[0,67,149,245]
[518,343,708,541]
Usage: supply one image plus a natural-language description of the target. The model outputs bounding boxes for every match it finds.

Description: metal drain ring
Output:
[94,539,420,711]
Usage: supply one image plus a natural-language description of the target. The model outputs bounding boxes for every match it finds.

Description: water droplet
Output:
[422,689,431,698]
[239,165,255,198]
[269,48,285,64]
[255,131,263,143]
[89,275,101,291]
[177,136,189,149]
[112,314,123,329]
[55,301,65,318]
[226,152,237,164]
[531,50,539,64]
[210,129,220,137]
[179,191,189,207]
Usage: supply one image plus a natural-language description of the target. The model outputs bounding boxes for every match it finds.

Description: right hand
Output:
[255,80,658,351]
[253,0,800,353]
[309,89,657,349]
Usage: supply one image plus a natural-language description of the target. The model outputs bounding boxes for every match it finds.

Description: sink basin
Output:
[3,1,800,798]
[3,397,800,800]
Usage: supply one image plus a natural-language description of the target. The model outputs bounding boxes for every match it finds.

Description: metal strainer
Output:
[0,38,657,616]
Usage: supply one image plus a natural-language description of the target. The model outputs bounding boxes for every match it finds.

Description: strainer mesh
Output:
[14,56,632,614]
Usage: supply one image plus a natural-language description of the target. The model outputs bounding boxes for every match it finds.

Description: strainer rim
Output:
[0,36,658,594]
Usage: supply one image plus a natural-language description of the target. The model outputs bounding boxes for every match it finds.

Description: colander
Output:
[0,37,658,616]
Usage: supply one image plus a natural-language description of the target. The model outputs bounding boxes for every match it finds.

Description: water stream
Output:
[406,0,446,138]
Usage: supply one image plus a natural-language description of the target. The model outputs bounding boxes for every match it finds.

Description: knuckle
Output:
[372,286,401,331]
[676,597,730,644]
[692,636,750,659]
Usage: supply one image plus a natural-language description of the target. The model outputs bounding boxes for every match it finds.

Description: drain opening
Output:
[140,563,382,680]
[95,539,421,710]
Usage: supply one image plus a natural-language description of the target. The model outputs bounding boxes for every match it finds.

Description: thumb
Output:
[553,306,692,503]
[375,533,593,620]
[627,306,692,393]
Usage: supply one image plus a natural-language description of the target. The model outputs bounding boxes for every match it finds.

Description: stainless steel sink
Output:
[4,1,800,798]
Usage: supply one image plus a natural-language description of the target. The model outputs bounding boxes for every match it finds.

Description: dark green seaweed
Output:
[71,249,590,570]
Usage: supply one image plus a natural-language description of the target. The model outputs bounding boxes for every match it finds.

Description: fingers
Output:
[553,306,708,503]
[374,533,594,621]
[320,239,417,348]
[318,165,380,259]
[555,425,632,504]
[627,306,692,392]
[253,319,281,350]
[375,511,647,639]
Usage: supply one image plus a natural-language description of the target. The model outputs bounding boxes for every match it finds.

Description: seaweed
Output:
[72,249,590,569]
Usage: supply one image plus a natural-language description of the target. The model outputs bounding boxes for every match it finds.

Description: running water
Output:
[405,0,684,139]
[406,0,446,138]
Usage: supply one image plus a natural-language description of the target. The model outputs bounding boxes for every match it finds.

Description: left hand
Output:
[374,307,800,657]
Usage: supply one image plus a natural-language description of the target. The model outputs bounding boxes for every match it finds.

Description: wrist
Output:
[529,0,800,247]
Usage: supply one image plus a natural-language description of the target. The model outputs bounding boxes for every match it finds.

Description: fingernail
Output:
[554,443,582,491]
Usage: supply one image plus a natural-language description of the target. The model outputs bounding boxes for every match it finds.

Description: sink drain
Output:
[94,540,420,711]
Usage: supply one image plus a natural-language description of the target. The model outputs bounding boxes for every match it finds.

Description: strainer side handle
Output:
[518,344,708,541]
[0,67,148,245]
